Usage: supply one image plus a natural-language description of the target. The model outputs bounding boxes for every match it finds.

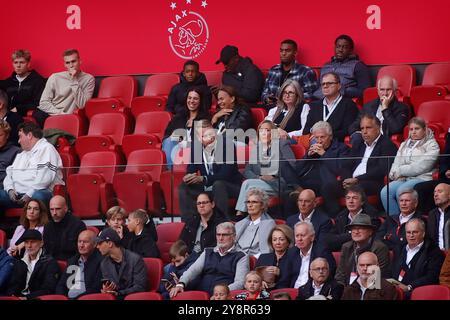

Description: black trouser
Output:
[178,180,240,221]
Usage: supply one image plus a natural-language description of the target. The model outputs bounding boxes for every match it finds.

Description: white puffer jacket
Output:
[389,128,440,181]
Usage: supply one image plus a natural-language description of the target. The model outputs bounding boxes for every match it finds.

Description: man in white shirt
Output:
[0,122,63,211]
[427,183,450,250]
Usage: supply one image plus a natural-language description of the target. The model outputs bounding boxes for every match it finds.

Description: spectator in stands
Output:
[158,240,198,299]
[380,117,440,216]
[255,224,294,289]
[33,49,95,127]
[56,229,103,299]
[286,121,350,216]
[235,120,296,215]
[178,119,241,220]
[378,189,423,250]
[8,199,48,257]
[314,34,370,100]
[341,251,397,300]
[349,76,410,138]
[126,209,160,258]
[427,183,450,250]
[170,222,249,296]
[0,122,63,211]
[303,72,359,142]
[391,218,444,298]
[0,49,45,117]
[440,249,450,288]
[215,45,264,105]
[335,214,390,285]
[96,227,148,298]
[296,257,344,300]
[342,114,398,196]
[44,195,86,260]
[235,188,276,257]
[261,39,318,107]
[179,192,226,254]
[210,283,230,300]
[163,87,210,167]
[211,85,252,135]
[325,186,382,252]
[265,80,310,139]
[166,60,212,114]
[104,206,133,248]
[414,129,450,212]
[278,221,336,289]
[286,189,332,243]
[234,271,270,300]
[0,120,20,189]
[6,229,60,299]
[0,89,23,145]
[0,247,14,295]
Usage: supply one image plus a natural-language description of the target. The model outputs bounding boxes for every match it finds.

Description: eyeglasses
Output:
[196,200,211,206]
[321,82,338,87]
[216,233,233,237]
[245,200,262,205]
[311,267,329,272]
[282,91,296,97]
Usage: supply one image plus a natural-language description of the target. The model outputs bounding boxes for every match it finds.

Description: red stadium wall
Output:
[1,0,449,78]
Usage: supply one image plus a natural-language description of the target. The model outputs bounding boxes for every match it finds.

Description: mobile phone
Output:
[310,137,317,145]
[101,279,112,286]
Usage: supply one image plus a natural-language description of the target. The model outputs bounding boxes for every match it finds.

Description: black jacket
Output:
[55,249,103,298]
[7,252,60,299]
[166,72,212,115]
[349,97,410,136]
[213,104,253,132]
[304,97,359,141]
[163,109,210,140]
[296,278,344,300]
[43,212,86,260]
[222,57,264,104]
[0,142,20,188]
[377,212,424,250]
[1,70,46,116]
[286,209,332,244]
[3,111,23,145]
[427,205,450,248]
[179,211,226,254]
[127,226,160,258]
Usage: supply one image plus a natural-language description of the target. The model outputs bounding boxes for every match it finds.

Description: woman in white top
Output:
[265,79,310,139]
[8,199,48,256]
[380,117,440,216]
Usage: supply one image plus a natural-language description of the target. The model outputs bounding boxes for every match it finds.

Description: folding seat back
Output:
[417,100,450,131]
[171,291,210,300]
[44,114,87,137]
[410,85,447,115]
[134,111,172,141]
[124,292,163,300]
[77,151,120,183]
[422,63,450,90]
[144,73,179,97]
[38,295,69,300]
[77,293,116,300]
[97,75,137,107]
[250,108,268,130]
[203,70,222,87]
[290,144,306,159]
[143,257,164,291]
[156,222,185,263]
[125,149,165,180]
[377,64,416,97]
[0,229,6,248]
[410,285,450,300]
[131,96,167,118]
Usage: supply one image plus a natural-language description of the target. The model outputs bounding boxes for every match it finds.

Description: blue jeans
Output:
[380,179,424,216]
[162,137,180,168]
[0,189,53,210]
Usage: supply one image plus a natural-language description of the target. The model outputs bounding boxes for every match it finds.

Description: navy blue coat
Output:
[427,206,450,249]
[286,209,332,243]
[255,251,290,289]
[296,278,344,300]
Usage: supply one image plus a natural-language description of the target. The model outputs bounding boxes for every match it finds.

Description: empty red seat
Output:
[144,73,179,98]
[131,96,167,118]
[77,293,116,300]
[38,295,69,300]
[156,222,185,264]
[290,144,306,159]
[57,260,68,273]
[417,100,450,132]
[171,290,210,300]
[67,151,121,219]
[203,70,222,87]
[422,63,450,90]
[143,257,164,291]
[75,113,130,160]
[0,229,6,248]
[250,108,268,130]
[410,285,450,300]
[124,292,163,300]
[44,114,87,138]
[113,149,165,213]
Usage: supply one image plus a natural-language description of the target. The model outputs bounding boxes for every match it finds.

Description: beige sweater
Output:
[38,71,95,115]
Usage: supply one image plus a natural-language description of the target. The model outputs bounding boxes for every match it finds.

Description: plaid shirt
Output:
[261,61,318,101]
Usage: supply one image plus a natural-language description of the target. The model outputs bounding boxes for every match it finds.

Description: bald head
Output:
[78,229,96,257]
[49,195,68,223]
[434,183,450,209]
[297,189,316,217]
[358,251,378,265]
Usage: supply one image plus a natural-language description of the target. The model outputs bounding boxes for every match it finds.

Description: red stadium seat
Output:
[171,290,210,300]
[410,86,447,115]
[156,222,185,264]
[410,285,450,300]
[332,251,341,266]
[274,219,286,225]
[203,70,222,87]
[416,100,450,136]
[86,225,100,235]
[422,63,450,91]
[75,113,130,160]
[143,257,164,292]
[67,151,121,219]
[57,260,68,273]
[77,293,116,300]
[144,73,179,98]
[0,229,6,248]
[124,292,163,300]
[249,255,257,270]
[290,144,306,159]
[250,108,267,130]
[270,288,298,300]
[38,295,69,300]
[113,149,165,213]
[0,296,20,300]
[44,114,87,138]
[131,96,167,118]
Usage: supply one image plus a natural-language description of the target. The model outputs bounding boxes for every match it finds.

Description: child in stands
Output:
[234,271,270,300]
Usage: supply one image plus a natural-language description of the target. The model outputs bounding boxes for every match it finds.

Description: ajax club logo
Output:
[168,0,209,59]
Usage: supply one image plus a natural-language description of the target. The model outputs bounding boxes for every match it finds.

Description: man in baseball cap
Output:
[215,45,239,65]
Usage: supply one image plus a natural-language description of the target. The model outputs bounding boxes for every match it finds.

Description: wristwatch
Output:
[407,285,413,292]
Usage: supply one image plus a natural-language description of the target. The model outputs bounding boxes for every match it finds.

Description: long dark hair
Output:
[184,87,209,117]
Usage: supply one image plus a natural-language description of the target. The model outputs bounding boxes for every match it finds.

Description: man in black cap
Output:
[96,227,148,298]
[6,229,60,299]
[335,213,390,286]
[215,45,264,105]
